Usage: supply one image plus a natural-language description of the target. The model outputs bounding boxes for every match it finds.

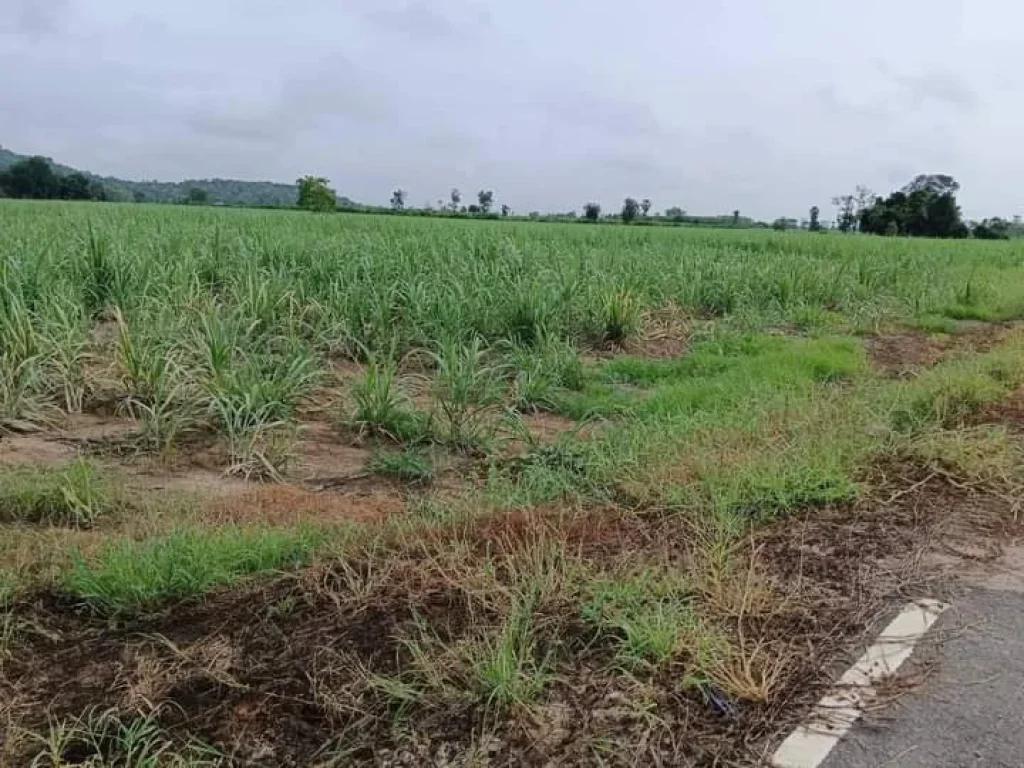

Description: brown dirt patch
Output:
[202,484,405,526]
[864,322,1016,377]
[5,469,998,767]
[6,390,1024,765]
[520,413,579,443]
[0,435,77,467]
[969,387,1024,433]
[292,421,372,482]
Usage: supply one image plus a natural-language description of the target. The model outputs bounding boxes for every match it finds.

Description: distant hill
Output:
[0,146,299,207]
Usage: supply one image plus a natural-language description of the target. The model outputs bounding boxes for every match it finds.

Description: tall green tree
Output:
[390,189,406,211]
[809,205,821,231]
[0,156,59,199]
[621,197,640,223]
[477,189,494,214]
[297,176,337,212]
[583,202,601,221]
[858,175,967,238]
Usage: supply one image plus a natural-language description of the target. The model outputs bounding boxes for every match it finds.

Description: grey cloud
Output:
[878,62,979,111]
[357,0,492,43]
[187,60,392,144]
[530,88,663,139]
[1,0,71,36]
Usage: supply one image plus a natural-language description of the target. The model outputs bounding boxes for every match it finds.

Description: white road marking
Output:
[771,599,948,768]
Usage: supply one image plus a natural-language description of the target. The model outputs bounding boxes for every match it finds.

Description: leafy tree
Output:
[468,204,481,214]
[477,189,494,214]
[732,210,740,226]
[186,187,209,205]
[831,194,857,232]
[0,156,59,199]
[621,197,640,223]
[390,189,406,211]
[973,217,1011,240]
[450,188,461,212]
[501,204,511,217]
[858,175,967,238]
[809,205,821,232]
[297,176,337,212]
[583,202,601,222]
[665,206,685,222]
[58,172,92,200]
[772,218,789,231]
[641,198,652,217]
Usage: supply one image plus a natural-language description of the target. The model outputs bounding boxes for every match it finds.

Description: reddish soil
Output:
[864,322,1016,377]
[202,484,405,526]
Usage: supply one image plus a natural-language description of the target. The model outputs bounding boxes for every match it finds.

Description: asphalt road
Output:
[821,585,1024,768]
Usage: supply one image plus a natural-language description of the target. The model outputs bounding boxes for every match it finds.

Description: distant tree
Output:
[858,175,967,238]
[185,187,209,205]
[0,156,59,199]
[477,189,494,214]
[468,204,481,214]
[641,198,652,217]
[621,197,640,223]
[732,210,740,226]
[132,190,148,203]
[501,204,511,217]
[809,205,822,231]
[390,189,406,211]
[450,188,462,212]
[771,218,789,231]
[583,202,601,222]
[664,206,685,222]
[297,176,337,212]
[832,194,857,232]
[973,217,1011,240]
[58,172,92,200]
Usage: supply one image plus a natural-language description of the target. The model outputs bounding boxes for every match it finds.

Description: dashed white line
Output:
[771,599,949,768]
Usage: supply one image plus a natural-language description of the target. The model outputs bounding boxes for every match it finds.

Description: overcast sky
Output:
[2,1,1022,219]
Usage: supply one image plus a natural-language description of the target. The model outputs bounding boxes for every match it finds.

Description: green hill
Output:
[0,145,299,207]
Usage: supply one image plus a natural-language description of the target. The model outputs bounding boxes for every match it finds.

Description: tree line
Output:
[827,174,1016,240]
[0,157,109,201]
[5,155,1019,239]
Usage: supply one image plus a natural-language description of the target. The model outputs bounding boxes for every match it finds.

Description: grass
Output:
[367,449,435,482]
[62,525,324,613]
[26,707,222,767]
[0,459,119,528]
[5,201,1024,763]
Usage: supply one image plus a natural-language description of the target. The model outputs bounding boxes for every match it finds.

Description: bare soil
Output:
[3,443,1019,766]
[864,322,1017,377]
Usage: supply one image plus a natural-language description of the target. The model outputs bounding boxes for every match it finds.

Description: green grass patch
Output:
[63,525,323,613]
[0,459,119,527]
[367,449,435,482]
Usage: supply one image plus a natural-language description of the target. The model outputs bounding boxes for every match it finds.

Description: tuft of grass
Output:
[0,459,117,528]
[467,597,552,711]
[581,568,718,669]
[27,707,222,767]
[349,358,429,444]
[596,288,641,344]
[430,336,507,451]
[63,525,323,613]
[367,449,434,483]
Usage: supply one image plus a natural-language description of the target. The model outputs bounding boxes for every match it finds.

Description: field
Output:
[3,201,1024,766]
